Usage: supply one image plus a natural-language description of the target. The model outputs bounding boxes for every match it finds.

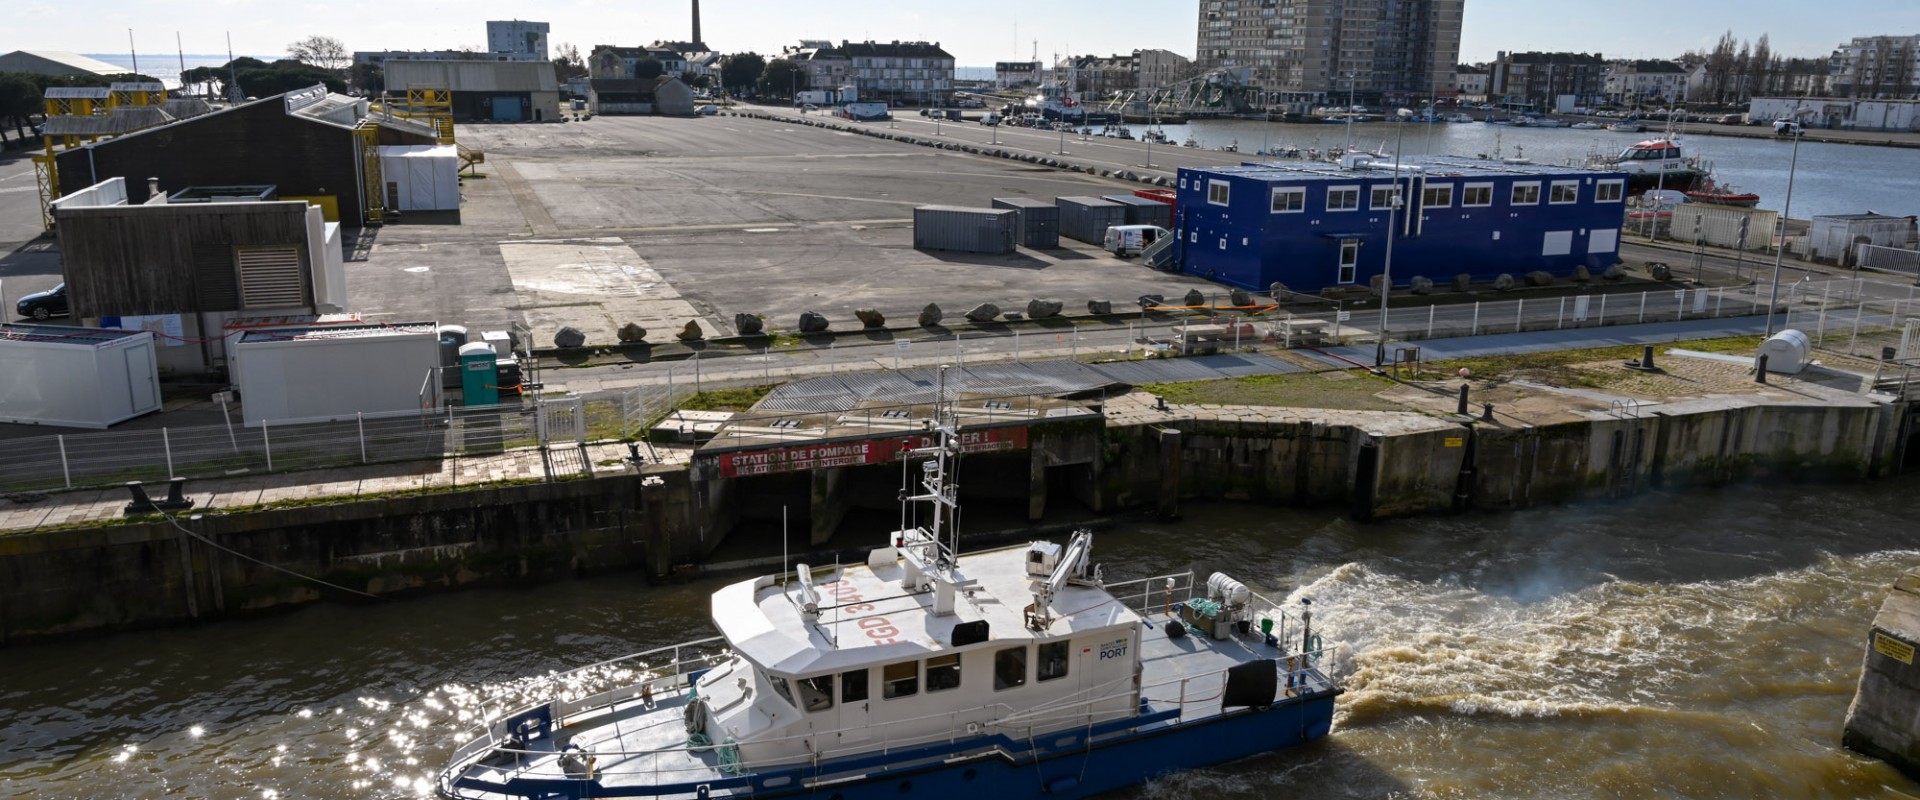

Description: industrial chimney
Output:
[692,0,702,48]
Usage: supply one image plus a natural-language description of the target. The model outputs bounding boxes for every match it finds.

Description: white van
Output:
[982,112,1002,126]
[1104,224,1171,257]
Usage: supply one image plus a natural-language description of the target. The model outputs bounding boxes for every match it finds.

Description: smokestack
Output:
[692,0,702,47]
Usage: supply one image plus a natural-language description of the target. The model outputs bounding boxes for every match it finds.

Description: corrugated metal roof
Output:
[45,87,111,99]
[385,60,560,93]
[40,106,176,136]
[0,323,152,347]
[0,50,125,76]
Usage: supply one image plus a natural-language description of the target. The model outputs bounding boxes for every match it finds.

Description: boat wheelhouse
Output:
[437,381,1340,800]
[1586,137,1709,194]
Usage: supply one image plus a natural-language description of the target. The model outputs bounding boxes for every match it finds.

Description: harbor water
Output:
[3,479,1919,799]
[1150,118,1920,222]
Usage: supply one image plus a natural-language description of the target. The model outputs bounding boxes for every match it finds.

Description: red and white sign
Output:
[714,427,1030,478]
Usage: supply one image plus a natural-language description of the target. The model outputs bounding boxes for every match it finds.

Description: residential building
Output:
[1135,49,1193,92]
[837,40,954,104]
[1454,65,1489,102]
[1602,59,1688,106]
[995,60,1043,88]
[1171,156,1626,293]
[786,41,853,91]
[486,20,551,61]
[1194,0,1464,110]
[590,76,696,115]
[384,60,562,122]
[1063,53,1136,99]
[0,50,126,79]
[1489,51,1607,109]
[1828,35,1920,98]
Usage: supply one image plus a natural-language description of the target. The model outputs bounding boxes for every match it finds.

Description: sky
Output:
[7,0,1919,67]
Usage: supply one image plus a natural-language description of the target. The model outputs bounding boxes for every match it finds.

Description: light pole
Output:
[1344,71,1358,155]
[1375,108,1412,368]
[1764,105,1810,337]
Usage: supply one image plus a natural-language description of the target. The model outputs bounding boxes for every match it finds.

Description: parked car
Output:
[15,283,68,320]
[801,103,818,112]
[697,104,718,115]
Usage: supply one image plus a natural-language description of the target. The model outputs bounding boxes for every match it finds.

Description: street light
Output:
[1764,104,1811,337]
[1374,107,1413,368]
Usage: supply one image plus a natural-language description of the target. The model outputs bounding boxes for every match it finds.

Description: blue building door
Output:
[1338,240,1359,284]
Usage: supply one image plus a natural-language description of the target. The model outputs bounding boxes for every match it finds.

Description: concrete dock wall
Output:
[1844,570,1920,781]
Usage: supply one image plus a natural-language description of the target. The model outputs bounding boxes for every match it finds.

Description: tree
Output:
[287,35,350,76]
[758,58,806,99]
[720,53,766,96]
[553,43,588,82]
[635,58,666,80]
[351,63,384,95]
[0,72,40,148]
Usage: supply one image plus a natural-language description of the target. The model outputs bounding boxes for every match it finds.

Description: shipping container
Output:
[1104,194,1174,228]
[231,321,440,426]
[0,324,160,429]
[991,197,1060,248]
[913,206,1017,254]
[1056,196,1128,245]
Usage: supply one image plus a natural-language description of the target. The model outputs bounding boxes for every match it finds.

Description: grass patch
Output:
[679,384,777,412]
[1138,371,1403,411]
[1429,335,1760,385]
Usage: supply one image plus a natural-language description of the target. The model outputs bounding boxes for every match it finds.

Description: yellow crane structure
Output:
[31,82,172,230]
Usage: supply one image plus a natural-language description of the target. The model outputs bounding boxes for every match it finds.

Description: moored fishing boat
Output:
[435,377,1341,800]
[1584,136,1709,194]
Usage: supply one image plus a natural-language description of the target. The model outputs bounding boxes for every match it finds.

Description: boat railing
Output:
[1105,570,1198,618]
[1108,573,1320,667]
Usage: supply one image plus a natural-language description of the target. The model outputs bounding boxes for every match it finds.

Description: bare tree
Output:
[288,35,350,76]
[553,43,588,82]
[1706,30,1737,103]
[1747,35,1772,98]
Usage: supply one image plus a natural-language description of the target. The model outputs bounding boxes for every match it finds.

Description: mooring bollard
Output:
[1641,345,1656,371]
[1457,383,1471,415]
[1481,402,1495,423]
[1756,353,1769,384]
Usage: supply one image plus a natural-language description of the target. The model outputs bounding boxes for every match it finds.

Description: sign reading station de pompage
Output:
[715,427,1030,478]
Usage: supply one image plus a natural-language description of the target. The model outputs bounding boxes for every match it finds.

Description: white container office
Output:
[231,321,439,426]
[0,324,160,429]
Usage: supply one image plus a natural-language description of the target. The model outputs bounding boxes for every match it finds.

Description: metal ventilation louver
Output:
[236,246,306,308]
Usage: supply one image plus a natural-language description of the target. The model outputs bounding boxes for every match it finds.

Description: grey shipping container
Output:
[1056,196,1128,245]
[913,206,1016,255]
[991,197,1060,248]
[1103,194,1173,229]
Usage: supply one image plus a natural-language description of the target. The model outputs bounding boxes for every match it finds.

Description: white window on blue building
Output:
[1549,181,1579,204]
[1327,185,1360,211]
[1338,240,1359,284]
[1208,180,1231,206]
[1422,184,1453,208]
[1511,182,1541,205]
[1462,183,1493,207]
[1271,187,1305,213]
[1370,186,1402,210]
[1595,180,1624,203]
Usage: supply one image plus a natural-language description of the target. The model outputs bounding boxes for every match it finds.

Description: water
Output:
[82,54,281,90]
[4,480,1919,799]
[1148,118,1920,221]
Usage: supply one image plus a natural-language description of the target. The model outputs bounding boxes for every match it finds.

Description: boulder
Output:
[1369,274,1389,296]
[1572,265,1593,282]
[1183,289,1207,308]
[1228,289,1252,307]
[616,323,648,343]
[676,321,704,341]
[918,303,944,327]
[1452,273,1473,292]
[1603,264,1628,281]
[733,313,764,336]
[1648,262,1674,282]
[1137,294,1165,309]
[1492,273,1517,291]
[1026,298,1063,319]
[553,326,586,349]
[1269,282,1290,302]
[1087,299,1113,315]
[1525,270,1555,287]
[1409,275,1435,295]
[965,302,1001,322]
[798,311,830,333]
[855,308,886,328]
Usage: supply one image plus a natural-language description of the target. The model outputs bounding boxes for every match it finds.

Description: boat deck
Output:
[1135,606,1333,720]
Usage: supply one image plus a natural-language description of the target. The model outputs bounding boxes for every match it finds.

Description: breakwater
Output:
[1,391,1915,645]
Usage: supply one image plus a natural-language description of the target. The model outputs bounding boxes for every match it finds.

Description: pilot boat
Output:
[435,377,1341,800]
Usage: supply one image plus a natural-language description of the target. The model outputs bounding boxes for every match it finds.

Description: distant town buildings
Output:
[995,61,1043,89]
[1454,65,1489,102]
[1827,35,1920,98]
[486,20,551,62]
[588,42,719,84]
[1056,50,1195,98]
[1194,0,1463,110]
[1600,59,1688,106]
[780,40,954,103]
[1489,51,1607,109]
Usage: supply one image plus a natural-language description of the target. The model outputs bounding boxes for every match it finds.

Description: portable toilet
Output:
[460,342,500,405]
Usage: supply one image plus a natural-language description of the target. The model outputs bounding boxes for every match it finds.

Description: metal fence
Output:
[1775,276,1920,362]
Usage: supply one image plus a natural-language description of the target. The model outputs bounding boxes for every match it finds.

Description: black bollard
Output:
[1457,383,1471,415]
[1640,345,1656,371]
[1756,353,1769,384]
[1481,402,1495,422]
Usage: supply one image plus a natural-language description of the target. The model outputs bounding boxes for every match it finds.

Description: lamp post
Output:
[1374,108,1412,368]
[1764,105,1810,338]
[1344,71,1358,155]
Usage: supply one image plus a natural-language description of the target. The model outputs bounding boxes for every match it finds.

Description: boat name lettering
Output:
[823,579,899,644]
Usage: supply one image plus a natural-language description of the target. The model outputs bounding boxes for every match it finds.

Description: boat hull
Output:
[1624,170,1707,195]
[444,691,1337,800]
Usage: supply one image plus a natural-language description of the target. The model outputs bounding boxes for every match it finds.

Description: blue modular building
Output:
[1171,155,1630,293]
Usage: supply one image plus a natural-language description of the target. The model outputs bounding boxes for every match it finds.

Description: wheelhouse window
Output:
[1511,182,1541,205]
[883,661,919,699]
[926,654,962,691]
[798,675,834,712]
[1422,184,1454,208]
[1549,180,1579,204]
[1271,187,1305,213]
[1037,641,1071,682]
[842,668,869,702]
[1207,180,1231,206]
[1595,180,1624,203]
[1326,185,1359,211]
[765,670,797,707]
[1462,183,1493,207]
[994,646,1028,690]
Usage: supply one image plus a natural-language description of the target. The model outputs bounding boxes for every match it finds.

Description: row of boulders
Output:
[727,111,1175,189]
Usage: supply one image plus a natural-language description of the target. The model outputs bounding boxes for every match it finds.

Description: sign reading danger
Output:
[715,427,1030,478]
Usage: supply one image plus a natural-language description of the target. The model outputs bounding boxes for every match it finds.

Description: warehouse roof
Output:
[1194,154,1621,181]
[384,59,561,93]
[0,50,126,77]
